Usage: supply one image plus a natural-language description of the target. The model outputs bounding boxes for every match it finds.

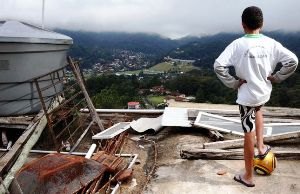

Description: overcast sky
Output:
[0,0,299,38]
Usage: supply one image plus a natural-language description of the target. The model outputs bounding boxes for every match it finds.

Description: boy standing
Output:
[214,6,298,187]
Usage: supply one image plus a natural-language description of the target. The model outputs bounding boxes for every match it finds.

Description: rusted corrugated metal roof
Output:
[92,151,124,173]
[16,153,107,194]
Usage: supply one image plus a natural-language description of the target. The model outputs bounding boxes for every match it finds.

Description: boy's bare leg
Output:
[242,131,255,183]
[255,109,268,154]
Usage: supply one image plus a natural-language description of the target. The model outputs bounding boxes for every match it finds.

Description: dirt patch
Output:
[117,126,217,194]
[118,135,155,194]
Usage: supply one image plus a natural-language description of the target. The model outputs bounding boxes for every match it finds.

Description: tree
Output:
[93,88,122,108]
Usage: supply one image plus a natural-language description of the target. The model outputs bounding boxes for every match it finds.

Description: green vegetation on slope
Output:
[147,95,165,106]
[85,67,300,109]
[118,61,199,75]
[86,75,141,108]
[149,62,198,72]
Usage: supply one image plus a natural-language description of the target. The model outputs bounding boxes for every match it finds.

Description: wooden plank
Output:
[0,117,32,125]
[0,97,61,178]
[0,124,28,130]
[67,57,104,131]
[0,113,48,193]
[0,99,60,192]
[203,130,300,149]
[180,148,300,160]
[0,111,44,178]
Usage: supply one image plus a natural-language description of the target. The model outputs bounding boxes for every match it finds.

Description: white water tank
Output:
[0,20,73,116]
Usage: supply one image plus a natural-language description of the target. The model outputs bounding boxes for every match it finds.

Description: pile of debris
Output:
[180,131,300,160]
[14,150,136,194]
[1,57,300,193]
[179,108,300,160]
[2,105,300,193]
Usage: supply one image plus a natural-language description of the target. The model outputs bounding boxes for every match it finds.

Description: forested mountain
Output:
[56,30,182,68]
[65,30,300,108]
[57,29,300,70]
[168,31,300,69]
[57,30,178,54]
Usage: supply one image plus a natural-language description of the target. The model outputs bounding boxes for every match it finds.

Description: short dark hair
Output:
[242,6,263,30]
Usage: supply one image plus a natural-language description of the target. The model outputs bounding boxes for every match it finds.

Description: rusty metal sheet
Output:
[16,153,107,194]
[92,151,124,173]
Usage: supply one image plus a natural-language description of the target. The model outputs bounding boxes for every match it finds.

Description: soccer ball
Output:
[253,151,277,175]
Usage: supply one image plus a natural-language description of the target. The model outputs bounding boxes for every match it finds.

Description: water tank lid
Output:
[0,20,73,44]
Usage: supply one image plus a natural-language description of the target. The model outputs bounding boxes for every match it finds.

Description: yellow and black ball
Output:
[253,151,277,175]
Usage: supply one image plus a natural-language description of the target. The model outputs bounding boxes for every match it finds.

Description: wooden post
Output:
[35,79,59,151]
[67,57,104,131]
[203,131,300,149]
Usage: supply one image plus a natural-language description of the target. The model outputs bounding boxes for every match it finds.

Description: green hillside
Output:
[119,61,199,75]
[150,61,197,72]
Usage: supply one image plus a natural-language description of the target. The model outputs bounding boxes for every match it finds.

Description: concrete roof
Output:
[145,159,300,194]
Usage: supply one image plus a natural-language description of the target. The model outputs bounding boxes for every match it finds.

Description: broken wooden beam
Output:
[0,111,44,178]
[0,98,60,193]
[0,117,32,125]
[0,116,32,130]
[67,57,104,131]
[203,130,300,149]
[180,148,300,160]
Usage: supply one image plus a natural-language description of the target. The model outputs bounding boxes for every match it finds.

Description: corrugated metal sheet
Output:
[92,151,124,173]
[130,115,163,133]
[16,153,106,194]
[161,107,192,127]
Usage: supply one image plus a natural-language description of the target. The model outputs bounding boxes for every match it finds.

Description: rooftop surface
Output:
[142,127,300,194]
[2,101,299,193]
[120,101,300,194]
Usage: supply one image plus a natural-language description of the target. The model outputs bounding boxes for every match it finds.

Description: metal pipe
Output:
[31,149,87,155]
[69,119,94,154]
[42,0,45,29]
[0,149,138,160]
[35,79,59,151]
[127,154,138,169]
[85,144,97,159]
[111,154,138,194]
[81,108,164,114]
[0,148,86,156]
